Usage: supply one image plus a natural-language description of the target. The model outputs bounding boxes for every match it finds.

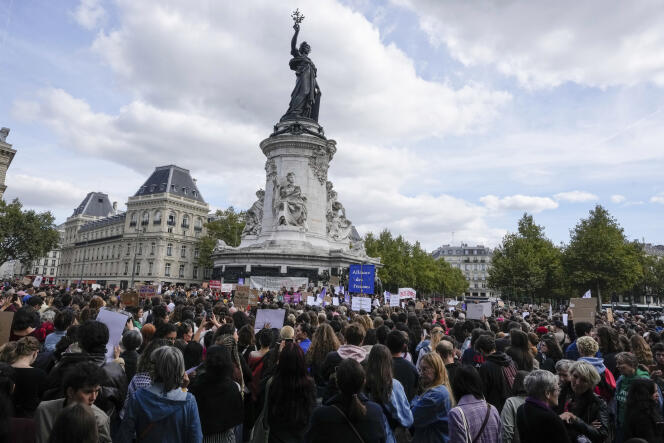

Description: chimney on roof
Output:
[193,178,197,184]
[112,201,118,213]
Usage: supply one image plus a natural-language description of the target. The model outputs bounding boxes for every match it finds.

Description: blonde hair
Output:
[0,336,40,364]
[570,360,601,387]
[420,352,455,405]
[430,327,444,350]
[577,336,599,357]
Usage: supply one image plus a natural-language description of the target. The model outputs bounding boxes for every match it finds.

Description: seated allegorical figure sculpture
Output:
[273,172,308,228]
[242,189,265,236]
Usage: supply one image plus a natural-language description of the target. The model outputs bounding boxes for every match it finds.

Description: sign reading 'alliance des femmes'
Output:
[348,264,375,294]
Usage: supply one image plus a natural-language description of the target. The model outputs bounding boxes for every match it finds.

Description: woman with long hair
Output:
[306,323,340,389]
[411,352,453,442]
[305,358,386,443]
[265,341,316,442]
[416,326,443,369]
[622,378,664,443]
[449,365,502,443]
[365,344,413,443]
[596,326,621,376]
[538,334,563,373]
[630,335,654,369]
[190,345,244,443]
[506,329,535,371]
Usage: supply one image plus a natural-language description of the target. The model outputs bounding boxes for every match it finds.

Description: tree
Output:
[196,207,246,269]
[563,205,642,302]
[488,213,563,302]
[0,199,60,265]
[364,229,468,296]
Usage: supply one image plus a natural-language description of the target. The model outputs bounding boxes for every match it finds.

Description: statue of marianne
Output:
[280,20,321,122]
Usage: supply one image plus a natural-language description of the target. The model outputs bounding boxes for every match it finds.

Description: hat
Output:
[536,326,549,334]
[280,326,294,340]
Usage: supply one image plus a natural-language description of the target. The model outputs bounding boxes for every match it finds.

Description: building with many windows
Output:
[57,165,209,288]
[0,127,16,201]
[432,243,498,298]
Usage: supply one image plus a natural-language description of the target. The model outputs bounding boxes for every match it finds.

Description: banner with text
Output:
[348,264,375,294]
[398,288,416,299]
[250,276,308,292]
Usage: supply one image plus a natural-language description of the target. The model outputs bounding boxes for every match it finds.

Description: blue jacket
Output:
[117,385,202,443]
[375,379,414,443]
[411,385,451,443]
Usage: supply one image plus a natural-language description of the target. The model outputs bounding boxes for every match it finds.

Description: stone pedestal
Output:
[212,119,379,283]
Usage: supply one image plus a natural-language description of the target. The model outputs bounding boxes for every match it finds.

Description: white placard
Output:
[255,309,285,331]
[522,311,530,319]
[390,294,401,307]
[398,288,416,299]
[335,286,344,294]
[332,297,339,306]
[562,313,568,326]
[221,283,234,293]
[306,295,316,306]
[447,300,460,306]
[96,309,130,362]
[467,302,492,320]
[384,291,390,302]
[32,275,43,287]
[351,296,372,312]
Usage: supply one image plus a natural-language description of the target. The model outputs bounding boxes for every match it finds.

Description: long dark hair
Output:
[540,335,563,361]
[366,344,393,404]
[625,378,662,425]
[506,329,533,371]
[336,358,367,422]
[451,365,484,401]
[596,326,622,354]
[268,342,315,428]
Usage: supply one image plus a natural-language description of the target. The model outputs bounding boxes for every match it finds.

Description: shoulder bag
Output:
[331,404,365,443]
[456,401,492,443]
[250,377,273,443]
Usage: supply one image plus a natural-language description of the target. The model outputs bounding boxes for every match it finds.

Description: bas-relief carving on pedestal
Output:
[273,172,308,230]
[309,145,335,185]
[265,158,277,182]
[242,189,265,236]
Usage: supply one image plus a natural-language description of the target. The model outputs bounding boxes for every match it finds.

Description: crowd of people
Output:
[1,282,664,443]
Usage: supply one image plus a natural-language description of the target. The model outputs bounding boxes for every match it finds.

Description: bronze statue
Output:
[281,10,321,122]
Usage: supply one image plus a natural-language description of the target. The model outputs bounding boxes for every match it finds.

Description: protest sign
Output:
[383,291,391,303]
[467,302,492,320]
[522,311,530,319]
[202,282,208,289]
[255,309,285,331]
[348,264,375,294]
[335,286,345,295]
[137,285,157,298]
[209,280,222,290]
[249,289,260,306]
[398,288,416,299]
[32,275,43,287]
[390,294,400,307]
[96,309,129,362]
[607,308,614,323]
[235,285,250,306]
[332,297,340,306]
[292,293,302,303]
[221,283,234,293]
[569,297,596,324]
[329,276,340,287]
[21,276,32,285]
[562,313,569,326]
[306,295,316,306]
[121,291,139,307]
[324,296,332,306]
[415,302,424,310]
[351,296,372,312]
[0,312,14,346]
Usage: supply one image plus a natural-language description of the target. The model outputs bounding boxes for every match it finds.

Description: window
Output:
[148,262,153,276]
[165,263,171,277]
[134,262,141,275]
[193,266,198,279]
[167,243,173,256]
[167,212,176,226]
[42,267,47,275]
[182,215,189,228]
[126,245,131,256]
[153,211,162,225]
[194,217,203,231]
[171,184,176,192]
[180,245,187,258]
[124,262,129,275]
[141,212,149,226]
[33,267,39,274]
[179,264,185,278]
[192,190,198,197]
[130,212,137,227]
[50,268,54,275]
[138,243,143,255]
[194,247,199,258]
[150,242,156,255]
[182,187,188,195]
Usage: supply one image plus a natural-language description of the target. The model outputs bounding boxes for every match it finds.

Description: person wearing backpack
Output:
[576,337,616,404]
[476,335,518,412]
[448,365,501,443]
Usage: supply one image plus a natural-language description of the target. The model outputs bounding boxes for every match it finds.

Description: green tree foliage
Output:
[0,199,60,265]
[364,229,468,296]
[562,205,642,301]
[488,213,563,302]
[196,207,246,269]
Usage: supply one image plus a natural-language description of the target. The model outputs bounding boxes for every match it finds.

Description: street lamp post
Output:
[78,234,88,289]
[129,227,145,289]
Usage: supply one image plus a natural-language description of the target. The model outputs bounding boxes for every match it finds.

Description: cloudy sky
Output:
[2,0,663,250]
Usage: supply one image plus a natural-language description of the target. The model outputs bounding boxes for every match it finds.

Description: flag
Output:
[318,287,326,302]
[548,304,553,319]
[582,289,591,299]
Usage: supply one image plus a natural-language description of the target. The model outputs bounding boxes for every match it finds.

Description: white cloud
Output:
[610,194,626,203]
[72,0,106,30]
[4,173,88,211]
[400,0,664,88]
[651,193,664,204]
[554,190,598,203]
[480,194,558,213]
